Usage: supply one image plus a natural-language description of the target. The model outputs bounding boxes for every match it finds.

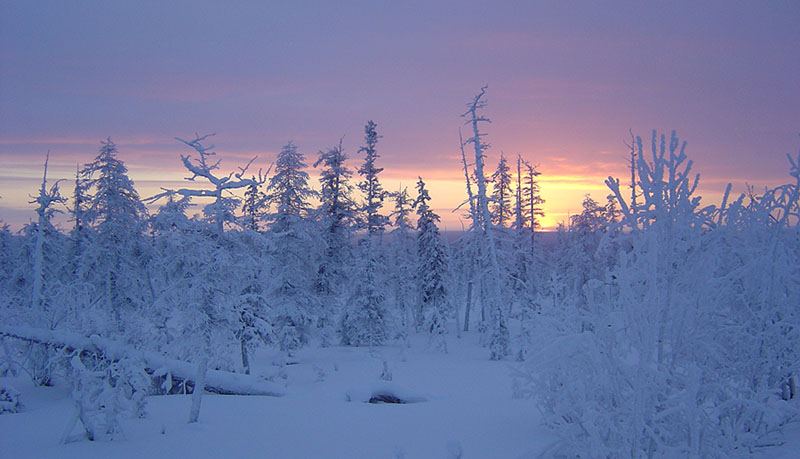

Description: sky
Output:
[1,0,799,231]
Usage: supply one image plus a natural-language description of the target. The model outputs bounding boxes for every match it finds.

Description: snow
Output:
[0,333,552,458]
[0,326,286,397]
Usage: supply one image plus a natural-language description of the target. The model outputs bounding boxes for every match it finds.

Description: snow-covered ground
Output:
[0,333,555,458]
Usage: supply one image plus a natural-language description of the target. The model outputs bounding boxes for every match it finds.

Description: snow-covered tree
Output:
[69,164,91,261]
[388,187,417,343]
[357,121,389,237]
[461,86,508,360]
[340,237,389,347]
[521,160,545,234]
[80,138,149,336]
[30,153,67,311]
[414,177,450,351]
[146,134,266,235]
[229,232,273,371]
[26,152,67,385]
[524,130,800,456]
[241,178,267,232]
[314,140,357,296]
[490,153,512,227]
[264,142,316,231]
[263,141,319,351]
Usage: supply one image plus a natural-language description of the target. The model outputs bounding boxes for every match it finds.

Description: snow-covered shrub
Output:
[68,354,149,441]
[522,132,800,456]
[0,382,21,414]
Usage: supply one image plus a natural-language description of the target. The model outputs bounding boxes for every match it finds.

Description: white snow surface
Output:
[0,333,553,458]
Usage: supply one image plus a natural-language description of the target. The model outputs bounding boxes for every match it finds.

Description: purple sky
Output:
[1,1,799,230]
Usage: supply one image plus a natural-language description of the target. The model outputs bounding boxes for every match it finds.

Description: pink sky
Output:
[1,1,799,231]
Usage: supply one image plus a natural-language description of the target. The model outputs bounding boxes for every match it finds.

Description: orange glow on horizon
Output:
[0,141,789,233]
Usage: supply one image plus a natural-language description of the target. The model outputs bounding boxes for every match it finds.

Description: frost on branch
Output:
[146,134,268,234]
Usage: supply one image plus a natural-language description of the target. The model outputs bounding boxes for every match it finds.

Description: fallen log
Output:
[0,325,285,397]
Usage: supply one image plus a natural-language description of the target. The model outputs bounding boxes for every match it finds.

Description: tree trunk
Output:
[240,339,250,375]
[189,356,208,423]
[463,281,473,332]
[0,326,284,397]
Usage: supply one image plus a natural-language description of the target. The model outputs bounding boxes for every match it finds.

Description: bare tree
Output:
[461,86,508,360]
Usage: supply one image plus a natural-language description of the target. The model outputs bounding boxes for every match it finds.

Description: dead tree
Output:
[146,134,268,234]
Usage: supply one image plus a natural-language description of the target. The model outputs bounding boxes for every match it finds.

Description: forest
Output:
[1,88,799,457]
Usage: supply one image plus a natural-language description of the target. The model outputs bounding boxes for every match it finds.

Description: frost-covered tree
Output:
[82,139,147,239]
[229,232,273,371]
[30,153,67,311]
[509,155,541,361]
[241,178,267,232]
[521,160,545,234]
[340,237,389,347]
[264,142,316,231]
[357,121,389,237]
[263,141,319,351]
[461,86,508,359]
[524,130,800,456]
[26,153,67,385]
[388,187,417,343]
[147,134,265,235]
[490,153,512,227]
[81,138,149,335]
[314,140,357,296]
[414,177,450,351]
[69,164,91,262]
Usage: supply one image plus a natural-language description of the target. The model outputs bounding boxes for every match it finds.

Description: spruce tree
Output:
[389,187,417,342]
[314,141,356,296]
[82,138,147,240]
[357,120,389,237]
[241,179,267,231]
[490,152,512,227]
[265,142,316,232]
[340,238,388,347]
[522,160,545,232]
[264,142,318,351]
[414,177,450,351]
[81,138,149,333]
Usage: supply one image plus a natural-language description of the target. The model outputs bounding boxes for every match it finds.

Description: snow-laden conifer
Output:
[241,179,267,232]
[314,141,357,296]
[80,138,149,337]
[264,142,319,351]
[414,177,450,351]
[340,237,389,347]
[388,187,417,343]
[357,121,389,237]
[490,153,512,227]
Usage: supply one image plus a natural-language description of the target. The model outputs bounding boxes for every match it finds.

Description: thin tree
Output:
[241,179,267,231]
[357,120,389,237]
[522,160,545,253]
[28,152,67,386]
[461,86,508,359]
[388,186,417,343]
[490,152,513,227]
